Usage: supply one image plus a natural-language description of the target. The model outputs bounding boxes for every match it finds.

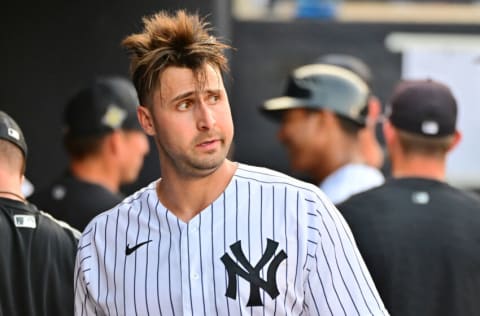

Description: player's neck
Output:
[70,158,120,193]
[0,169,24,201]
[392,155,446,181]
[157,160,237,222]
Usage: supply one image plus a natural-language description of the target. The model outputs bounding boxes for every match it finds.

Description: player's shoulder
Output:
[235,163,323,198]
[337,180,389,210]
[6,200,82,246]
[80,181,158,234]
[37,208,82,241]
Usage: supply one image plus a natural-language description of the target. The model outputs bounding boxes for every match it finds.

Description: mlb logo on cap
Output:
[8,127,21,141]
[388,79,457,137]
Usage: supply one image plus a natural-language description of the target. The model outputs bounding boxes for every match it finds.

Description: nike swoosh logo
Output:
[125,240,152,256]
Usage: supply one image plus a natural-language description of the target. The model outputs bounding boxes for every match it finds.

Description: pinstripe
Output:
[248,182,252,316]
[113,208,120,316]
[154,200,163,316]
[133,204,142,315]
[308,271,329,316]
[104,215,111,316]
[260,185,265,316]
[283,186,288,311]
[82,287,87,316]
[199,214,207,316]
[319,211,360,315]
[291,191,300,313]
[248,182,251,264]
[211,204,219,315]
[311,196,380,313]
[320,241,347,315]
[319,205,374,314]
[187,222,194,315]
[272,185,277,316]
[223,191,231,316]
[332,206,384,313]
[93,223,99,316]
[74,265,82,303]
[176,217,183,316]
[123,206,132,315]
[145,195,152,316]
[305,239,317,271]
[165,210,173,316]
[235,179,242,315]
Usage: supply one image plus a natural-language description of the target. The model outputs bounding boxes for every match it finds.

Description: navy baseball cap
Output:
[261,64,370,126]
[387,79,457,137]
[64,76,142,138]
[0,111,27,157]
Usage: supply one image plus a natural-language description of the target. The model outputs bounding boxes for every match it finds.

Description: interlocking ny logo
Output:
[221,239,287,306]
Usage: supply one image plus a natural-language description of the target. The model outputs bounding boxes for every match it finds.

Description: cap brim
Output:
[262,96,308,112]
[261,96,311,121]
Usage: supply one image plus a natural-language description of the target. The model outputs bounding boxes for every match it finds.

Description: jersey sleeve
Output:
[304,193,389,315]
[74,223,102,316]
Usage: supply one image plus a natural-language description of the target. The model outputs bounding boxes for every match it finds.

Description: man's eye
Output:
[177,101,190,110]
[207,95,219,104]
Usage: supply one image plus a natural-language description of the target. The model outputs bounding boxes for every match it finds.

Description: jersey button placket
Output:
[186,218,202,315]
[179,221,192,315]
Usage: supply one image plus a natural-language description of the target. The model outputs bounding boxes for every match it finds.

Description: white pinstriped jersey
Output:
[74,163,389,315]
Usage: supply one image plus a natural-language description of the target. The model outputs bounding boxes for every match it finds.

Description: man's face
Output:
[277,108,323,173]
[139,64,234,178]
[118,130,150,184]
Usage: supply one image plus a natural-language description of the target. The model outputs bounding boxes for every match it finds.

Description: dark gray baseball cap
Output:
[261,64,370,126]
[0,111,27,157]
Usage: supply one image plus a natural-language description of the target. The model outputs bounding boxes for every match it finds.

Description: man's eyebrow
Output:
[169,91,195,103]
[169,89,222,103]
[205,89,222,94]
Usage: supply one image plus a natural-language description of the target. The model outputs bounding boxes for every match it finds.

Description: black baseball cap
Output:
[387,79,457,137]
[261,64,370,126]
[64,76,142,138]
[0,111,27,157]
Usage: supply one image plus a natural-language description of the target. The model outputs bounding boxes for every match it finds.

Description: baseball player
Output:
[337,79,480,315]
[30,76,150,230]
[74,10,389,315]
[0,111,80,315]
[261,63,384,204]
[315,53,384,170]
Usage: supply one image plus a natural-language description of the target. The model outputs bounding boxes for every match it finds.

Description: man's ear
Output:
[382,120,396,146]
[367,96,382,126]
[137,106,155,136]
[447,130,462,153]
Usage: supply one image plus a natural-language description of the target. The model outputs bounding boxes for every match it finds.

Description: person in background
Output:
[316,53,384,170]
[74,10,389,315]
[261,63,384,204]
[338,79,480,316]
[30,76,150,230]
[0,110,79,316]
[21,177,35,197]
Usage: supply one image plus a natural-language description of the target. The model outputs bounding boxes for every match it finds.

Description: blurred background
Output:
[2,0,480,195]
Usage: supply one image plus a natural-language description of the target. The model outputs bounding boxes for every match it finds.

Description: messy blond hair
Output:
[122,10,231,107]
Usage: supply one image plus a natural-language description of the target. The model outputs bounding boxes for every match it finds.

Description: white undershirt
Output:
[320,163,385,204]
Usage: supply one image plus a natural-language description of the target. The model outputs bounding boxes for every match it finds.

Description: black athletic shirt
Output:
[30,170,124,231]
[337,177,480,316]
[0,197,79,316]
